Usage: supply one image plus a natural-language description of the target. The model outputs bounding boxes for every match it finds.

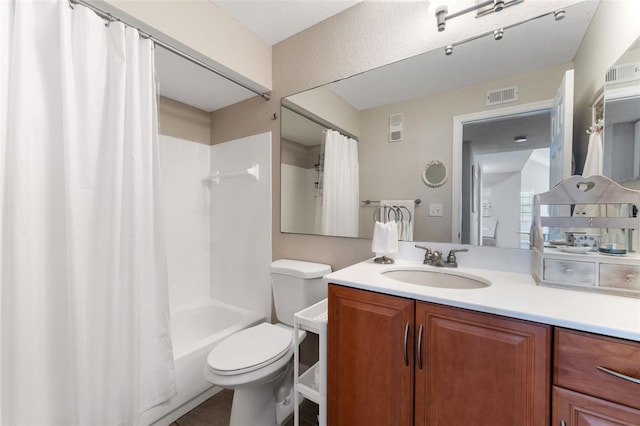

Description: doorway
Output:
[452,100,555,248]
[462,111,551,248]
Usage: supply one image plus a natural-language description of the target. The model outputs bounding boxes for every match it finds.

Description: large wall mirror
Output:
[603,37,640,183]
[281,1,635,248]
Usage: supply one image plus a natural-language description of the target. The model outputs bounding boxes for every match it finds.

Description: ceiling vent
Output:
[605,61,640,85]
[389,113,403,142]
[486,86,519,106]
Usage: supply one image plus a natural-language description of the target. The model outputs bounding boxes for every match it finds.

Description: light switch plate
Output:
[429,203,443,217]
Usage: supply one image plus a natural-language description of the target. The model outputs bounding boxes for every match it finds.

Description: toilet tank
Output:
[270,259,332,326]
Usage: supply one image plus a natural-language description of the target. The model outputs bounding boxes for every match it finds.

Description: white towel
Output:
[371,221,399,255]
[574,131,604,217]
[381,200,415,241]
[575,132,627,243]
[401,219,413,242]
[583,131,603,176]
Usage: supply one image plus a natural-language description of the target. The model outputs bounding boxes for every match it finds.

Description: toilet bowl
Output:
[203,259,331,426]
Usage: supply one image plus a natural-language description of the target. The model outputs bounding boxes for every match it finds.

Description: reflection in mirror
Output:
[603,37,640,184]
[280,103,360,237]
[422,161,448,188]
[280,107,323,235]
[461,111,551,249]
[579,35,640,252]
[280,1,601,247]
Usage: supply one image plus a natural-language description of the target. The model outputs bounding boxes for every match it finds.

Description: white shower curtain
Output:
[319,129,359,237]
[0,1,176,424]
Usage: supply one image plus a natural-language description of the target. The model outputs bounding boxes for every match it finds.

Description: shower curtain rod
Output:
[281,99,358,141]
[69,0,271,101]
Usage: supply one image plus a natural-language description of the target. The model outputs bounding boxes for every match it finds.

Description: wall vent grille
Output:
[486,86,519,106]
[605,61,640,85]
[389,113,403,142]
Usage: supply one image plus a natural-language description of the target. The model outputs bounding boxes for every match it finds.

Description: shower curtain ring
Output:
[104,14,116,27]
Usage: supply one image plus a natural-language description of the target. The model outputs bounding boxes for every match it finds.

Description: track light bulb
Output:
[445,45,453,56]
[514,136,527,144]
[493,0,505,12]
[494,28,504,40]
[435,5,448,32]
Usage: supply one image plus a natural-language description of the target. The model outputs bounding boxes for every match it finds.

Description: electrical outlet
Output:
[429,203,443,217]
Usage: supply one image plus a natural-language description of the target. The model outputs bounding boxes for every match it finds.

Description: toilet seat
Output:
[206,323,292,376]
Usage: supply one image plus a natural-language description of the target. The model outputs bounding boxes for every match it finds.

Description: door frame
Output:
[451,99,553,244]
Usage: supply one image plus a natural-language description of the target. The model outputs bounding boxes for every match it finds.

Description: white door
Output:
[548,69,574,240]
[549,69,574,186]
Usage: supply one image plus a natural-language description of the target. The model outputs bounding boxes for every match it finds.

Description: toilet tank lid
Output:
[271,259,332,279]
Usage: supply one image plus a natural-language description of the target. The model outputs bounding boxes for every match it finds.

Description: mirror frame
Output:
[422,160,448,188]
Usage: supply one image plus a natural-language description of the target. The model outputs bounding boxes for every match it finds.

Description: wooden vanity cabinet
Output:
[553,328,640,425]
[415,302,551,425]
[328,284,552,425]
[328,284,414,426]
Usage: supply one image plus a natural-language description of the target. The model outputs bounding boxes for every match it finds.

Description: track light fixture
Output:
[432,0,523,32]
[554,10,566,21]
[435,4,448,32]
[514,136,527,144]
[441,6,568,56]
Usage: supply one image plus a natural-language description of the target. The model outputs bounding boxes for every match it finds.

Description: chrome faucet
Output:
[414,245,432,264]
[446,248,468,268]
[415,245,468,267]
[431,250,447,267]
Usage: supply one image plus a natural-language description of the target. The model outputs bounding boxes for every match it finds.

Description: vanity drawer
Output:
[543,259,595,286]
[599,263,640,291]
[554,328,640,410]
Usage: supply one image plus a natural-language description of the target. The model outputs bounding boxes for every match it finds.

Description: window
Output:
[520,190,534,221]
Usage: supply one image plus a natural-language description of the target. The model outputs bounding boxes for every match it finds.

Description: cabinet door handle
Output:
[560,420,567,426]
[417,324,424,370]
[403,322,409,367]
[596,365,640,384]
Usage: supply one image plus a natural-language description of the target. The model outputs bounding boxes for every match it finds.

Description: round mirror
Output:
[422,160,447,188]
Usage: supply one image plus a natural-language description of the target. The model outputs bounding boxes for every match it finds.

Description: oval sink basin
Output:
[381,269,490,289]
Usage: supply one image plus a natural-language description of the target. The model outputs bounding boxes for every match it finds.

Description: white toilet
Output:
[203,259,331,426]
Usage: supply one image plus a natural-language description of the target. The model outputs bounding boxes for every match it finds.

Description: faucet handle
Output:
[447,248,468,267]
[414,245,432,264]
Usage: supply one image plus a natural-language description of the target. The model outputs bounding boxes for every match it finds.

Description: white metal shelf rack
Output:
[293,298,328,426]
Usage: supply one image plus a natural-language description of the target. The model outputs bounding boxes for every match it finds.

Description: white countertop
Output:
[323,258,640,341]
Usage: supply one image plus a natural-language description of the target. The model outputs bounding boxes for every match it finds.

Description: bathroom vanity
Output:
[324,258,640,425]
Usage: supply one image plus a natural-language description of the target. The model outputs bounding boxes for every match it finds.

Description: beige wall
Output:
[286,86,361,137]
[572,0,640,173]
[104,0,271,91]
[159,96,211,144]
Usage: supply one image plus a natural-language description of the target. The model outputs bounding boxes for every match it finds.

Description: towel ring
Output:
[388,206,403,222]
[373,206,382,222]
[399,206,412,222]
[373,205,399,222]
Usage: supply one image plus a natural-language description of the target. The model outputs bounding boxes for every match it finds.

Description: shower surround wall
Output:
[210,132,273,321]
[160,135,212,305]
[159,131,272,314]
[152,132,272,425]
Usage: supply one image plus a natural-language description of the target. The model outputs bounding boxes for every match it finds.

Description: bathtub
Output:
[140,299,264,426]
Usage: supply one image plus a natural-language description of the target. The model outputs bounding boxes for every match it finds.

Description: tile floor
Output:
[171,389,319,426]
